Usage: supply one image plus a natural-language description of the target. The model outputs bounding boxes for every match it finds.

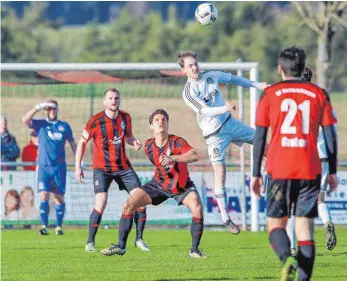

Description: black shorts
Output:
[266,174,321,218]
[93,168,141,194]
[140,180,198,206]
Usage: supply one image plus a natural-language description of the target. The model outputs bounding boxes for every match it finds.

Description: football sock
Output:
[118,213,134,249]
[318,202,331,225]
[297,240,315,281]
[39,200,49,227]
[191,217,204,251]
[214,187,229,223]
[54,202,65,228]
[269,228,291,264]
[286,215,296,250]
[134,208,147,241]
[87,209,103,243]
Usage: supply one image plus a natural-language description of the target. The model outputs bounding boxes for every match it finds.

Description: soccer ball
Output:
[195,3,218,26]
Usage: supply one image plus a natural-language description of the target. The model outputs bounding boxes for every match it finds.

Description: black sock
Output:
[269,228,291,264]
[191,217,204,251]
[134,208,147,240]
[297,241,315,281]
[87,209,103,243]
[118,213,133,249]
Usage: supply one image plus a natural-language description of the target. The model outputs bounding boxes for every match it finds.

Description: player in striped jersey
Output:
[75,88,149,253]
[177,51,268,233]
[101,109,206,258]
[286,68,338,256]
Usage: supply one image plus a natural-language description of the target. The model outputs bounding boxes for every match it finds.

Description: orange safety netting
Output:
[38,71,127,83]
[0,81,23,86]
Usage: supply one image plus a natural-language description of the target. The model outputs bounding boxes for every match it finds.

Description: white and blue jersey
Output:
[183,70,255,163]
[30,119,74,194]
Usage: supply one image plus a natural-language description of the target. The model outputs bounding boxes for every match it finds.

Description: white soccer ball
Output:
[195,3,218,26]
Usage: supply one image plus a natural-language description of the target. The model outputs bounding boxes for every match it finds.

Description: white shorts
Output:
[205,116,255,163]
[320,161,329,192]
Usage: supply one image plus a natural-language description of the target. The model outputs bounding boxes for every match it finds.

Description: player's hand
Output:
[159,155,174,167]
[35,102,56,111]
[75,167,84,183]
[133,139,142,151]
[253,82,270,91]
[327,174,338,195]
[225,100,237,112]
[250,176,264,199]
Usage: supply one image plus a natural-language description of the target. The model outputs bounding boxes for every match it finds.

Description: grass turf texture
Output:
[2,227,347,281]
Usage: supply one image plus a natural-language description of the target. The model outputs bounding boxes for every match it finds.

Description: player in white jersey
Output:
[286,67,338,254]
[177,51,268,233]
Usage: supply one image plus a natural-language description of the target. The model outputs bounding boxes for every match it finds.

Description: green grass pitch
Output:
[2,227,347,281]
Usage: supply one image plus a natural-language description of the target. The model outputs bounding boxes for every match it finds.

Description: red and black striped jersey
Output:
[81,110,132,172]
[144,135,194,194]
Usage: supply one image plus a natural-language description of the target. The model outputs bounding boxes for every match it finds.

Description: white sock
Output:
[286,215,296,249]
[318,202,332,225]
[214,187,229,223]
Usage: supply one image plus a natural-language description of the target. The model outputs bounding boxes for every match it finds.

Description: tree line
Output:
[1,2,346,92]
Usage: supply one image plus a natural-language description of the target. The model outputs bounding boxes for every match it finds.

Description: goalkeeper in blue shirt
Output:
[22,100,77,235]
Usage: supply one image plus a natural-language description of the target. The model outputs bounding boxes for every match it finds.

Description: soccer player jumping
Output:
[75,88,149,253]
[251,47,338,281]
[101,109,206,258]
[22,100,77,235]
[286,67,338,255]
[177,51,268,234]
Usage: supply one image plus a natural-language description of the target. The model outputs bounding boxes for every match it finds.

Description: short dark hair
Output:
[302,67,313,82]
[149,109,169,124]
[103,88,119,97]
[176,51,198,68]
[278,46,306,77]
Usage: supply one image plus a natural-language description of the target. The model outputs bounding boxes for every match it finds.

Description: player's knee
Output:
[40,191,49,201]
[295,217,314,241]
[267,217,287,234]
[192,203,203,219]
[123,200,136,214]
[95,192,108,212]
[54,194,64,205]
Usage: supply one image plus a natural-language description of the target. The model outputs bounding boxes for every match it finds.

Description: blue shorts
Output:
[205,116,255,163]
[37,164,67,195]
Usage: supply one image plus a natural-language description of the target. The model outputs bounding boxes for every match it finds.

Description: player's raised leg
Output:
[101,188,152,256]
[181,189,206,258]
[318,161,336,250]
[210,159,240,234]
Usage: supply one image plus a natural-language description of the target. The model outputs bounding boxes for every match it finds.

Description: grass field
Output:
[2,227,347,281]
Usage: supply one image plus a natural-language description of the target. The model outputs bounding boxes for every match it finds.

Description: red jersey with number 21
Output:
[256,80,337,179]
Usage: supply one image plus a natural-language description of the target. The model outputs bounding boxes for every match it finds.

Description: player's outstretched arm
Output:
[75,137,88,182]
[159,149,199,166]
[21,102,56,126]
[228,73,268,90]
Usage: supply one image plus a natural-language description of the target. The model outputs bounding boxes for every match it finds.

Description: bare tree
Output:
[293,1,347,90]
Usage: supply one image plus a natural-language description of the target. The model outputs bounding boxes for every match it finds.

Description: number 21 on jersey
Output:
[281,99,310,134]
